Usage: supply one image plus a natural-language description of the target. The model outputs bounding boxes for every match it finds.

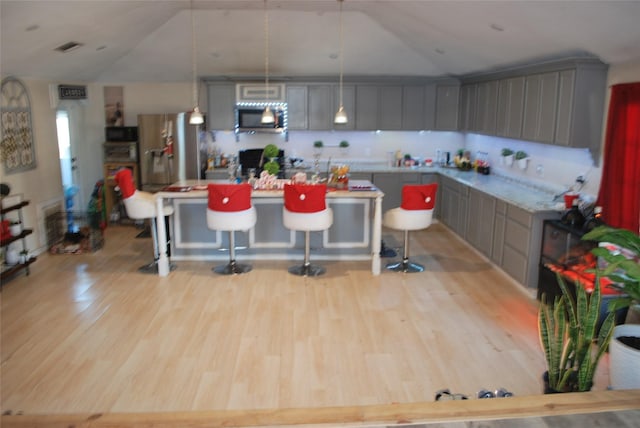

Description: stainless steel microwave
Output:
[105,126,138,142]
[235,104,287,134]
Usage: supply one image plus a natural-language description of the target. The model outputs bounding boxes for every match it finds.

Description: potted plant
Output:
[582,225,640,389]
[501,148,514,166]
[313,140,324,156]
[263,143,280,160]
[339,140,349,155]
[515,150,529,170]
[538,273,615,393]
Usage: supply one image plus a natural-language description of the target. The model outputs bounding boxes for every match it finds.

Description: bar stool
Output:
[114,168,175,274]
[282,183,333,276]
[207,183,256,275]
[382,183,438,273]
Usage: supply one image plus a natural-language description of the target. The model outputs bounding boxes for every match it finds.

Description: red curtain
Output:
[596,82,640,234]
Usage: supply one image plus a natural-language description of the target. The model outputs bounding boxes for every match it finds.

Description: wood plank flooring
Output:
[2,221,633,427]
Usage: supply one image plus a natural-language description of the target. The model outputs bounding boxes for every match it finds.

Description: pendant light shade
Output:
[189,0,203,126]
[261,0,274,124]
[334,0,348,124]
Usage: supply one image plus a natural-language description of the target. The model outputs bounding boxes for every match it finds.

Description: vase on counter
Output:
[517,157,529,170]
[503,154,514,167]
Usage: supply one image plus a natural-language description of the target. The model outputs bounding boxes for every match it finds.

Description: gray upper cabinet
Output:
[206,83,235,131]
[458,84,477,132]
[355,85,379,130]
[522,72,559,143]
[423,84,437,130]
[496,76,525,138]
[378,86,403,130]
[308,84,334,130]
[402,85,426,130]
[435,84,460,130]
[475,81,499,134]
[286,85,308,130]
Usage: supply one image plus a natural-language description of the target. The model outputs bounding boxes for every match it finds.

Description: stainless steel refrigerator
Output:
[137,113,203,191]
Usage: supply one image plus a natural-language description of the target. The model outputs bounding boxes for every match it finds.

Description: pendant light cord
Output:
[338,0,344,108]
[191,0,198,108]
[264,0,270,101]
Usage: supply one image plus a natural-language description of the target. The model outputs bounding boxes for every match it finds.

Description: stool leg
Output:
[214,230,252,275]
[138,218,176,274]
[288,231,326,276]
[386,229,424,273]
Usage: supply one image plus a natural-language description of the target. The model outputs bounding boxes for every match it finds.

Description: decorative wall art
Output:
[1,77,37,174]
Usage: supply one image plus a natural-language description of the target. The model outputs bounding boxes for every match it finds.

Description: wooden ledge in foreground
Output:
[2,389,639,428]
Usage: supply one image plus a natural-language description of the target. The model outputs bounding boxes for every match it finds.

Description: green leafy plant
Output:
[539,274,615,392]
[263,143,279,159]
[263,160,280,176]
[582,225,640,312]
[515,150,528,160]
[339,140,349,148]
[501,148,514,156]
[313,140,324,148]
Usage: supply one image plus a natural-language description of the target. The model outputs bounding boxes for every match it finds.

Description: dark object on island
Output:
[560,198,585,229]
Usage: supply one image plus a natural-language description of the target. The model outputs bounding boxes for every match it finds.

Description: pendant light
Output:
[189,0,204,125]
[334,0,348,124]
[261,0,275,124]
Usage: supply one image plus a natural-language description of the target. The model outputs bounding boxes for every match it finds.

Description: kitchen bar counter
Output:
[154,180,383,277]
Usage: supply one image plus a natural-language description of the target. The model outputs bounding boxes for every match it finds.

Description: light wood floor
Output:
[2,221,631,426]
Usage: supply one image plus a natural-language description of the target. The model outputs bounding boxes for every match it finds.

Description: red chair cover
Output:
[207,183,252,212]
[284,184,327,213]
[114,168,136,198]
[400,183,438,210]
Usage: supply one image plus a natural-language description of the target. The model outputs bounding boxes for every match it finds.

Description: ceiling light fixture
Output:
[189,0,204,125]
[261,0,275,124]
[334,0,348,124]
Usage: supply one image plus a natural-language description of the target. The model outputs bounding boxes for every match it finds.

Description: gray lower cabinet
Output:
[373,172,420,213]
[491,200,507,265]
[439,175,469,238]
[466,188,496,258]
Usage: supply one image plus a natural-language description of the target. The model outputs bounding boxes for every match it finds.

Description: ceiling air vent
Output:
[54,41,83,53]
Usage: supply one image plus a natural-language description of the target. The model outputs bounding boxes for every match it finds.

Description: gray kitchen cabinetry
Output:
[355,85,378,130]
[475,80,499,135]
[522,72,559,143]
[435,84,460,130]
[308,84,334,130]
[491,200,507,265]
[439,175,469,238]
[206,83,235,131]
[496,76,525,138]
[458,83,477,132]
[373,172,420,213]
[286,85,308,130]
[402,85,426,130]
[355,85,403,131]
[466,188,496,258]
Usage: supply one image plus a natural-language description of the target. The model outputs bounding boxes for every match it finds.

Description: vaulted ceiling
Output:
[2,1,640,83]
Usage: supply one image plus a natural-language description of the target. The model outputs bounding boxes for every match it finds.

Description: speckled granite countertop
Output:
[339,163,567,214]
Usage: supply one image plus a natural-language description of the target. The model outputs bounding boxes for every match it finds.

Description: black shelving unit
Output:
[1,200,37,281]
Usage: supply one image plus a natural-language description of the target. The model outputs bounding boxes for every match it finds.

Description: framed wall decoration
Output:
[1,77,37,174]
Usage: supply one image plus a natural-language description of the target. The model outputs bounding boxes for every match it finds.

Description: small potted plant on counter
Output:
[313,140,323,155]
[515,150,529,170]
[501,148,514,166]
[339,140,349,155]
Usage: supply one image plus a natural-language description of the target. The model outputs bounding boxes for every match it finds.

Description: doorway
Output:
[56,108,83,231]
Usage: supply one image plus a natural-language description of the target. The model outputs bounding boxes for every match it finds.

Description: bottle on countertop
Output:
[583,206,605,231]
[561,198,585,229]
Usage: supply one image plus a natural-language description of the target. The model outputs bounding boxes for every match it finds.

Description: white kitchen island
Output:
[153,180,384,276]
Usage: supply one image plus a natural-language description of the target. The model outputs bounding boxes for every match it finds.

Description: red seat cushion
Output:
[207,183,252,212]
[114,168,136,198]
[284,184,327,213]
[400,184,438,210]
